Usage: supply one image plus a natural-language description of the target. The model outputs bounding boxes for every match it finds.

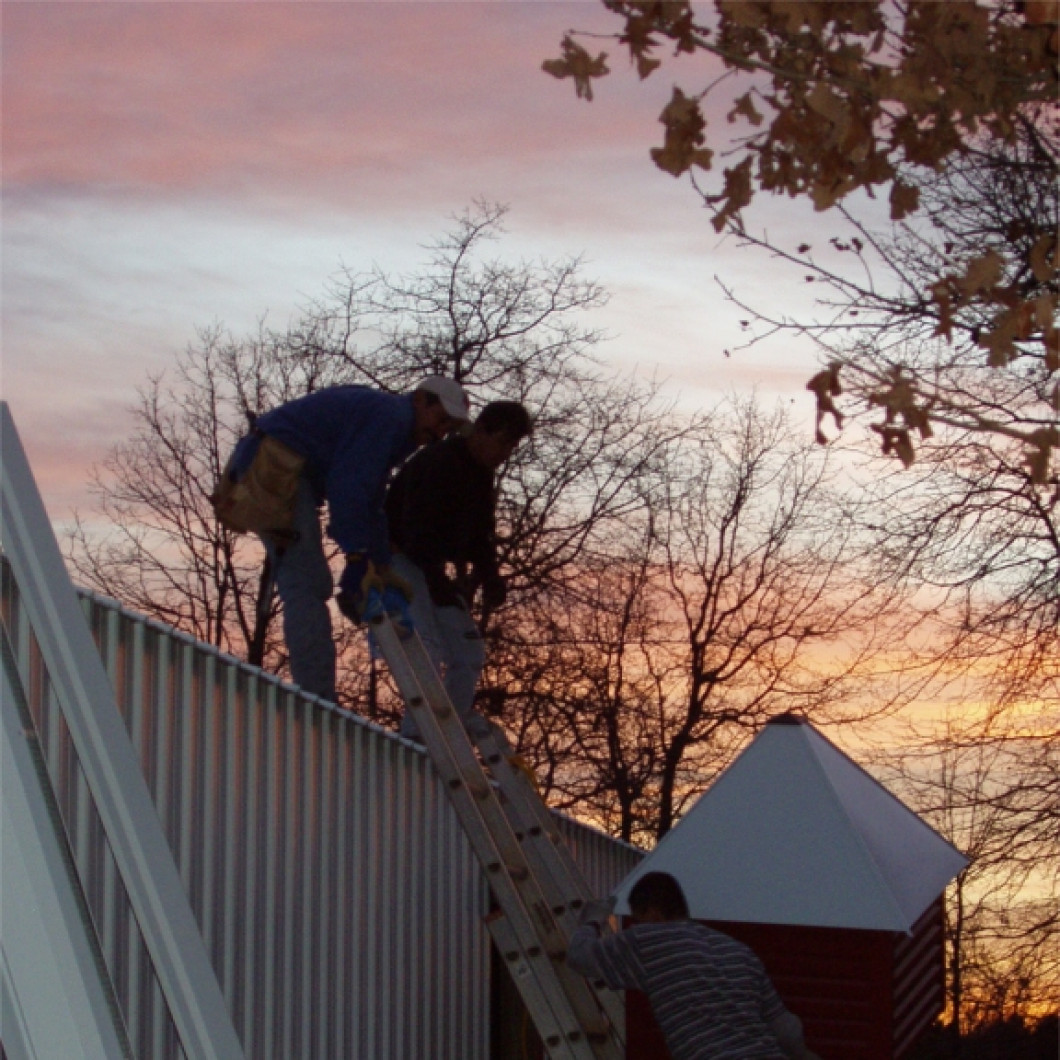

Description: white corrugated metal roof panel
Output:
[613,715,968,932]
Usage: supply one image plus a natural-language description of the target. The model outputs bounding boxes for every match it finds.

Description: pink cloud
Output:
[4,2,827,529]
[5,2,675,202]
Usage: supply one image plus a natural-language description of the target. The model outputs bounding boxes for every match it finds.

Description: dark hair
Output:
[475,401,532,442]
[628,872,690,921]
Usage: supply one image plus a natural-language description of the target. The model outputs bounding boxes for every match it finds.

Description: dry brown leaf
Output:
[806,364,844,443]
[1025,428,1058,485]
[1029,233,1058,283]
[960,250,1005,295]
[727,91,764,126]
[980,307,1026,367]
[1021,0,1060,26]
[872,424,917,467]
[651,88,713,177]
[1042,311,1060,374]
[637,54,662,79]
[806,83,850,129]
[542,37,610,101]
[889,180,920,221]
[720,0,767,30]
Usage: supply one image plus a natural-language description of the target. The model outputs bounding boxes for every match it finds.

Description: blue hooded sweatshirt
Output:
[254,386,416,562]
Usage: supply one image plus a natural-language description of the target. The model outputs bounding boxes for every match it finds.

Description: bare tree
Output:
[725,116,1059,476]
[489,397,901,845]
[67,203,682,721]
[67,207,894,848]
[852,432,1058,715]
[543,14,1057,1015]
[810,128,1060,1033]
[362,366,711,732]
[874,707,1059,1041]
[67,323,345,668]
[285,199,606,398]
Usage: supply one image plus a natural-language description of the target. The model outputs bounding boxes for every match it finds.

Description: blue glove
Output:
[337,555,414,636]
[336,555,381,622]
[362,585,415,639]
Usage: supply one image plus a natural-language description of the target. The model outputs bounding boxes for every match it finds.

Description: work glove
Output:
[362,586,415,639]
[336,555,413,633]
[336,555,382,621]
[578,897,616,929]
[424,564,465,609]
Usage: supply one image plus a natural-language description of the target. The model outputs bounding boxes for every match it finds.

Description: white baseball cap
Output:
[416,376,471,422]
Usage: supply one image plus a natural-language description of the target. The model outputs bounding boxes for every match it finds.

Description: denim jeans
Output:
[263,478,336,702]
[391,554,487,740]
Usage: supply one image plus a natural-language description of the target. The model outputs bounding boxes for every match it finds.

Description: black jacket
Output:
[385,436,499,605]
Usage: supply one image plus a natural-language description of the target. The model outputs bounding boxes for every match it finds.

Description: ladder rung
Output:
[371,616,626,1059]
[488,915,597,1060]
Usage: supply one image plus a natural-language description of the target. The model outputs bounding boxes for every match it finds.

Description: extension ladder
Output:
[368,613,625,1060]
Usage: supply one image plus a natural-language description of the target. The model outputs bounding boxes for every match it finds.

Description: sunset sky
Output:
[4,1,835,526]
[6,6,1053,1015]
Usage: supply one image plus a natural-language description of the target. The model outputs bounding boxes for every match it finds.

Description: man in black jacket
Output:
[385,400,531,740]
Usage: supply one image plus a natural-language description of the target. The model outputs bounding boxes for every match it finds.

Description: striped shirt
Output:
[567,920,792,1060]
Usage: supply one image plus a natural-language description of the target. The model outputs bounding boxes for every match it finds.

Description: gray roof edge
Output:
[75,579,641,853]
[801,720,969,866]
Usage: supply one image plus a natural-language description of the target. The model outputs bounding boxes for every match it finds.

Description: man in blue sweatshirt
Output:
[222,377,470,701]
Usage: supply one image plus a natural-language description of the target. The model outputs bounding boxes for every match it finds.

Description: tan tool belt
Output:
[211,434,305,539]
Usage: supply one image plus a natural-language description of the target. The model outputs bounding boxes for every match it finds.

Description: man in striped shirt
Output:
[567,872,821,1060]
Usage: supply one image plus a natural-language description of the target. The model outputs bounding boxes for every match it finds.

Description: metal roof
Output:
[613,715,968,932]
[2,398,643,1059]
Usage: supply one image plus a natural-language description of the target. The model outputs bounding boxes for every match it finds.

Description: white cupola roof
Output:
[613,714,968,932]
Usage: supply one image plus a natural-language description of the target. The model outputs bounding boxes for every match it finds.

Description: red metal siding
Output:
[713,920,894,1060]
[624,910,946,1060]
[625,989,671,1058]
[892,900,946,1058]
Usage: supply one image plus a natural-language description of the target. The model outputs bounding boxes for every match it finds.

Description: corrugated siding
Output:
[0,566,642,1059]
[694,916,946,1060]
[555,822,637,900]
[893,899,946,1059]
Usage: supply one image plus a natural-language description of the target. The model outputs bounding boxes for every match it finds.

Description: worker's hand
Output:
[424,565,464,608]
[376,585,415,638]
[578,897,616,929]
[378,565,413,602]
[338,556,416,637]
[336,554,384,622]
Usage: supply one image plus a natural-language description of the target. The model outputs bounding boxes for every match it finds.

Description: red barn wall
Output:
[714,919,895,1060]
[625,900,945,1060]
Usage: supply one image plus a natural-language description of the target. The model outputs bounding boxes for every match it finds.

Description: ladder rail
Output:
[399,632,627,1035]
[470,724,628,1036]
[395,628,627,1048]
[368,619,619,1055]
[370,617,622,1059]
